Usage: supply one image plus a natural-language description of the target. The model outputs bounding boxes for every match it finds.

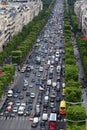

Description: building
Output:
[74,0,87,37]
[0,0,43,52]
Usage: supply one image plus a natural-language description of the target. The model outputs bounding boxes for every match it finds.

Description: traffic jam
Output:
[0,0,66,130]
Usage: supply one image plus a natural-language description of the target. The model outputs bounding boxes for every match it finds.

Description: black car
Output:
[24,110,30,116]
[40,121,46,130]
[23,86,27,91]
[19,94,24,100]
[26,98,33,104]
[26,91,30,96]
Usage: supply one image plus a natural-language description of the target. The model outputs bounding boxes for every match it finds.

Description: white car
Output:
[29,83,33,88]
[30,93,35,98]
[24,81,28,86]
[39,67,44,72]
[62,83,65,88]
[47,79,52,86]
[52,82,57,87]
[18,106,25,115]
[42,113,48,121]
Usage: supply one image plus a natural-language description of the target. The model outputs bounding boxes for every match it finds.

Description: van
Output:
[42,113,48,121]
[31,117,39,127]
[44,96,49,103]
[7,90,13,97]
[47,79,52,86]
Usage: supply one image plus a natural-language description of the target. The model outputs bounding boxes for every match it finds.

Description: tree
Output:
[67,105,86,122]
[65,65,78,82]
[66,87,81,102]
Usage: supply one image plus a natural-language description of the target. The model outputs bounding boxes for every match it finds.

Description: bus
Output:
[59,100,66,115]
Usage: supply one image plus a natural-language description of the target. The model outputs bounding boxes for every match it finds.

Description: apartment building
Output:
[74,0,87,37]
[0,0,43,52]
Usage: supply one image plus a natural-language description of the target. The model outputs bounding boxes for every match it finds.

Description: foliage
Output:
[76,34,87,78]
[67,105,86,122]
[66,79,80,88]
[67,124,85,130]
[0,65,15,97]
[64,0,86,129]
[65,87,82,102]
[65,65,78,82]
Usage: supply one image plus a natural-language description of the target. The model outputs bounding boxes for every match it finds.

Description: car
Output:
[18,106,25,115]
[25,72,30,77]
[50,102,55,108]
[42,113,48,121]
[30,93,35,98]
[21,64,27,73]
[56,65,61,73]
[26,98,33,104]
[24,110,30,116]
[12,106,18,113]
[47,79,52,86]
[56,96,61,102]
[57,76,60,82]
[13,93,19,98]
[31,117,39,127]
[56,83,60,91]
[52,82,57,88]
[26,104,33,111]
[43,108,47,113]
[62,82,65,88]
[40,121,46,130]
[35,81,40,86]
[51,107,57,113]
[15,101,21,106]
[50,98,55,102]
[29,83,33,88]
[50,92,56,98]
[23,86,27,91]
[57,114,61,120]
[26,91,30,96]
[24,81,28,87]
[19,94,24,100]
[39,66,44,72]
[44,102,48,108]
[49,74,53,79]
[37,98,42,104]
[16,89,21,93]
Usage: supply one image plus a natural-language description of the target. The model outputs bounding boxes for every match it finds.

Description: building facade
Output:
[74,0,87,37]
[0,0,43,52]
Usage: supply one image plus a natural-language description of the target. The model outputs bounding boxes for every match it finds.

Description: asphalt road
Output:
[0,0,66,129]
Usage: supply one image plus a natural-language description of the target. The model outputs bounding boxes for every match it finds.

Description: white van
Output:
[42,113,48,121]
[7,90,13,97]
[44,96,49,103]
[52,82,57,87]
[47,79,52,86]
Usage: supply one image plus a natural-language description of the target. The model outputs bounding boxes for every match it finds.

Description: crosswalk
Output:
[0,116,29,121]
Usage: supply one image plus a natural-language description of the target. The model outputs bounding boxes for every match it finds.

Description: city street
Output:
[0,0,66,130]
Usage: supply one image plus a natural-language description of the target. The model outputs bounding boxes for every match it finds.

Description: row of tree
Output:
[0,65,15,98]
[67,3,87,79]
[0,0,56,97]
[64,1,86,130]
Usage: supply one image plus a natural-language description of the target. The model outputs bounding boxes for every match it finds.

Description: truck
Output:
[49,113,57,130]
